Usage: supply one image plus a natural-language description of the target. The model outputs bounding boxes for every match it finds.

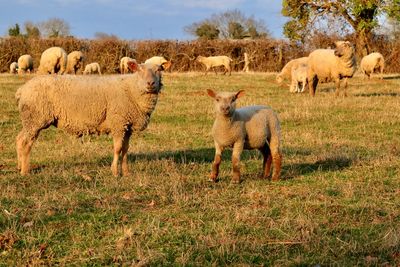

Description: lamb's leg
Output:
[120,132,132,177]
[210,142,223,182]
[231,141,244,184]
[259,144,272,179]
[270,137,282,181]
[111,135,124,176]
[16,129,39,175]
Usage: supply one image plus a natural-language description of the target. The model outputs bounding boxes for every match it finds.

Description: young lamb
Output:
[144,56,172,70]
[17,55,34,74]
[196,55,232,75]
[207,89,282,183]
[290,63,308,93]
[10,62,18,74]
[360,52,385,79]
[37,47,67,75]
[16,62,164,176]
[276,57,308,84]
[83,62,102,75]
[307,41,356,97]
[66,51,84,74]
[120,57,137,74]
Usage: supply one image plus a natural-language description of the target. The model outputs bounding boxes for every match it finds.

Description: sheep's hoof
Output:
[231,178,241,184]
[208,175,218,183]
[271,176,280,182]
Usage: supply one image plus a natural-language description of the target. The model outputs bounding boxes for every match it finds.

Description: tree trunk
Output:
[355,29,372,58]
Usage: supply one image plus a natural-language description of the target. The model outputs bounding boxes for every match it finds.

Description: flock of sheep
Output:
[10,40,386,183]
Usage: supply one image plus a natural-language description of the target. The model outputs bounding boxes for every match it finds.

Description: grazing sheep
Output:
[290,63,308,93]
[17,55,34,74]
[360,52,385,79]
[144,56,172,70]
[307,41,356,97]
[207,89,282,183]
[120,57,137,74]
[10,62,18,74]
[83,62,102,75]
[196,55,232,75]
[66,51,84,74]
[15,62,164,176]
[276,57,308,84]
[37,47,67,75]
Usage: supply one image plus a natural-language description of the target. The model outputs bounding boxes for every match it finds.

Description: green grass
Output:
[1,72,400,265]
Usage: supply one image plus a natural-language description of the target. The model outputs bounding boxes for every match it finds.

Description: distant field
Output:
[0,72,399,265]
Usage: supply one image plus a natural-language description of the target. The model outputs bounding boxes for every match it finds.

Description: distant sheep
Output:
[83,63,102,75]
[66,51,84,74]
[144,56,172,70]
[196,55,232,75]
[276,57,308,84]
[17,55,34,74]
[360,52,385,79]
[120,57,137,74]
[290,63,308,93]
[16,62,165,176]
[207,89,282,183]
[37,47,67,75]
[10,62,18,74]
[307,41,356,97]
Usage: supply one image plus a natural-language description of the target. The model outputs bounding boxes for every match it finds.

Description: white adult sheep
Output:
[276,57,308,84]
[307,41,356,97]
[17,55,34,74]
[10,62,18,74]
[15,62,165,176]
[83,62,102,75]
[207,89,282,183]
[290,63,308,93]
[144,56,172,70]
[66,51,84,74]
[120,57,137,74]
[37,47,67,75]
[196,55,232,75]
[360,52,385,79]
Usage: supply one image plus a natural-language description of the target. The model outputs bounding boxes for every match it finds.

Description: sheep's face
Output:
[334,41,354,58]
[276,74,283,84]
[131,62,164,94]
[207,89,245,116]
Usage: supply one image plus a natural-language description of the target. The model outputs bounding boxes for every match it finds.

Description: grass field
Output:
[1,72,400,265]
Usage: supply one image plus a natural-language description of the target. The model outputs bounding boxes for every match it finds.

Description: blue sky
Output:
[0,0,287,40]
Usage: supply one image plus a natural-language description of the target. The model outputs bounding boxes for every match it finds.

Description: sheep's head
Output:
[207,89,245,116]
[128,61,164,94]
[276,74,283,84]
[334,41,354,58]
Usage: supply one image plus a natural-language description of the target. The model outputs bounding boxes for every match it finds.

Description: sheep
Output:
[120,57,137,74]
[144,56,172,71]
[196,55,232,75]
[15,61,165,176]
[37,47,68,75]
[360,52,385,80]
[17,55,34,74]
[276,57,308,84]
[83,62,102,75]
[207,89,282,183]
[66,51,84,74]
[307,41,356,97]
[290,63,308,93]
[10,62,18,74]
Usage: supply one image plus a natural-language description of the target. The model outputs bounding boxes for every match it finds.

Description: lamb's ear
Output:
[235,90,245,99]
[127,61,139,73]
[206,89,216,98]
[161,61,172,70]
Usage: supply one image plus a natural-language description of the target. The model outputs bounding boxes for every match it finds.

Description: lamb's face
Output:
[137,64,163,94]
[207,89,245,117]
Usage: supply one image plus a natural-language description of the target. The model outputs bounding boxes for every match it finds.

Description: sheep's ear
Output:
[206,89,216,98]
[162,61,172,70]
[235,90,245,99]
[127,61,139,73]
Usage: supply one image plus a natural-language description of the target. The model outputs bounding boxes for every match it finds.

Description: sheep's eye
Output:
[216,98,220,102]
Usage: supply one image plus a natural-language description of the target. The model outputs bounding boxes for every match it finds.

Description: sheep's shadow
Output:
[354,92,400,97]
[383,75,400,80]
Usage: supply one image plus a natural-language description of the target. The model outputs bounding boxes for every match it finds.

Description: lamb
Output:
[10,62,18,74]
[290,63,308,93]
[144,56,172,70]
[15,61,164,176]
[120,57,137,74]
[37,47,67,75]
[360,52,385,79]
[307,41,356,97]
[17,55,34,74]
[83,62,102,75]
[196,55,232,75]
[276,57,308,84]
[66,51,84,74]
[207,89,282,183]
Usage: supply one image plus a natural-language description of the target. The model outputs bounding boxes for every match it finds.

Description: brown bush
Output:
[1,36,400,74]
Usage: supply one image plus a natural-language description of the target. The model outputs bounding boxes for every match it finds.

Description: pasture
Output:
[0,72,399,265]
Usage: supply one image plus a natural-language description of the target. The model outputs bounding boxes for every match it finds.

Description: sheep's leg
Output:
[111,135,124,177]
[309,76,318,97]
[120,132,132,177]
[210,142,223,182]
[16,129,39,175]
[380,66,384,80]
[259,144,272,178]
[334,78,341,97]
[231,141,244,184]
[270,137,282,181]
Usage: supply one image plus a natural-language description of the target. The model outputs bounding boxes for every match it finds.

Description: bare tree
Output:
[94,32,119,40]
[39,18,70,38]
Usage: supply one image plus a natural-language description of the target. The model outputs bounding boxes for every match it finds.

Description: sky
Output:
[0,0,287,40]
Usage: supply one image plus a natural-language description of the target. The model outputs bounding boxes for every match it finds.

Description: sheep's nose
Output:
[147,81,155,88]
